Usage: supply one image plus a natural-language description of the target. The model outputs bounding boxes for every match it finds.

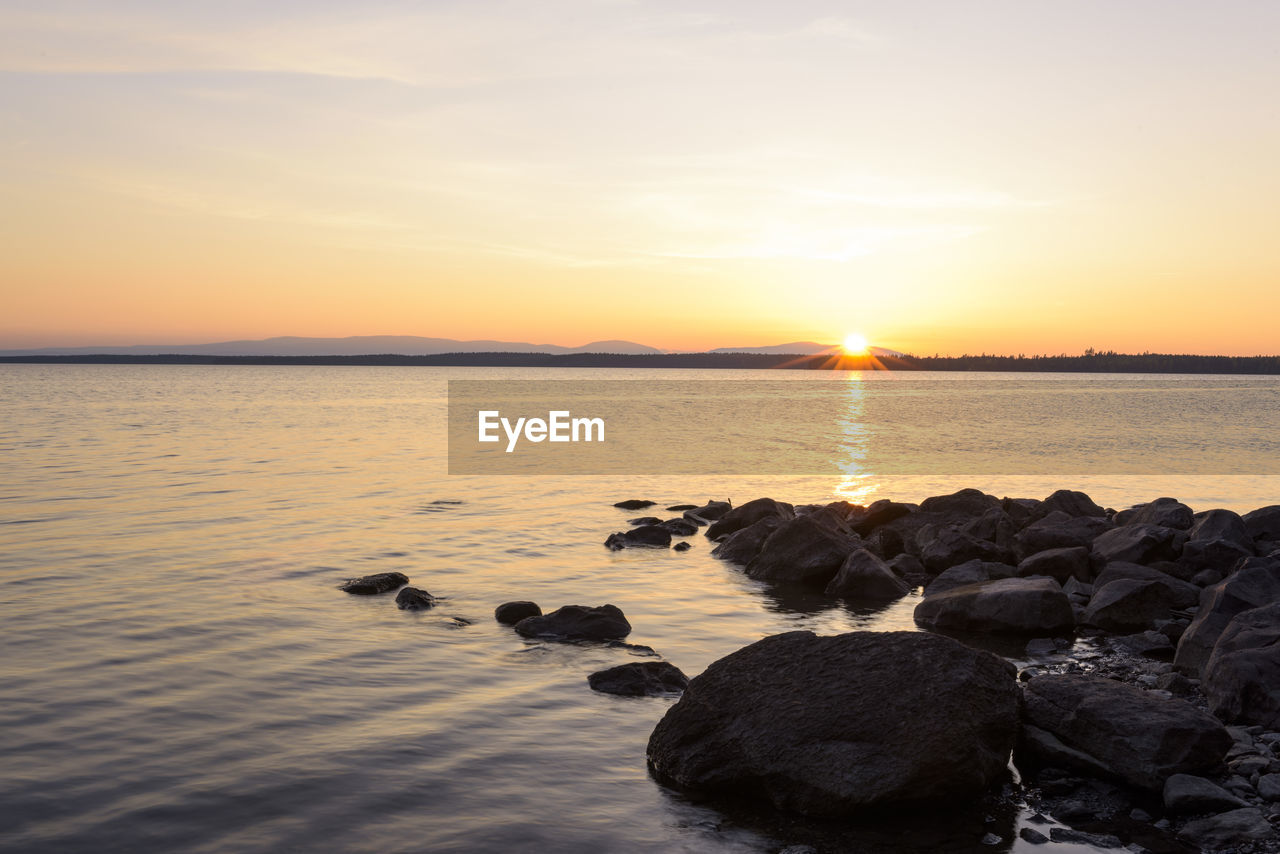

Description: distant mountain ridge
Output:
[710,341,906,357]
[0,335,666,357]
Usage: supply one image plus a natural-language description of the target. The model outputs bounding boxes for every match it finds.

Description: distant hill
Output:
[0,335,664,357]
[710,342,906,357]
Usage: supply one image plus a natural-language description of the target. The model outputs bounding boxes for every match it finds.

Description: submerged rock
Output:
[395,586,436,610]
[646,631,1019,815]
[628,516,662,526]
[605,524,672,550]
[673,541,691,552]
[914,576,1074,635]
[658,518,699,536]
[613,499,656,510]
[339,571,409,595]
[494,600,541,624]
[1019,674,1231,790]
[588,661,689,696]
[684,500,732,524]
[514,604,631,641]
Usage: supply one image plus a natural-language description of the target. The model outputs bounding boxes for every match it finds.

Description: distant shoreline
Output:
[3,351,1280,374]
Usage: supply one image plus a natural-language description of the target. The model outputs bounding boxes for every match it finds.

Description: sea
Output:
[2,365,1278,853]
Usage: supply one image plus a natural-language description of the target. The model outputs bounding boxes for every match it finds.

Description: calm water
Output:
[2,365,1277,853]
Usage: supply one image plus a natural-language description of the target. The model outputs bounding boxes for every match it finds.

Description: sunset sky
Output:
[2,1,1278,355]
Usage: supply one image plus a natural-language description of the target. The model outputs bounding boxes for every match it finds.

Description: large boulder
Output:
[1030,489,1108,522]
[824,548,911,599]
[705,497,793,540]
[923,559,1015,597]
[339,571,409,594]
[1183,509,1256,573]
[918,488,1002,519]
[1015,512,1113,561]
[646,631,1019,815]
[744,515,857,586]
[916,524,1008,574]
[1203,602,1280,728]
[514,604,631,640]
[1017,546,1091,584]
[914,576,1074,635]
[1115,497,1194,530]
[1244,505,1280,554]
[1175,558,1280,676]
[1081,579,1177,632]
[588,661,689,696]
[1092,562,1200,609]
[1162,773,1246,815]
[848,499,915,536]
[1090,523,1185,567]
[1178,808,1274,850]
[1019,674,1231,790]
[710,516,783,565]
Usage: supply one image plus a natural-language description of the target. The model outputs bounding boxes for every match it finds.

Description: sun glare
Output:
[842,332,869,355]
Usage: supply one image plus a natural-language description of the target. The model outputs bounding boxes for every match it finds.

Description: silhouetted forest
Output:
[4,350,1279,373]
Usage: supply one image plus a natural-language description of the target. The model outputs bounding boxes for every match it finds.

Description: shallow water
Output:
[2,365,1276,852]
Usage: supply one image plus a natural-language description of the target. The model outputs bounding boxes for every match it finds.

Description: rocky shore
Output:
[612,489,1280,853]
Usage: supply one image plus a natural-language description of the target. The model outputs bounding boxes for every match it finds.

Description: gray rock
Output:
[1019,674,1231,790]
[628,516,662,526]
[339,571,409,594]
[1031,489,1108,522]
[646,631,1019,815]
[914,576,1074,635]
[1111,631,1174,659]
[923,559,992,596]
[1156,672,1194,695]
[1257,772,1280,800]
[605,524,672,549]
[514,604,631,640]
[915,523,1008,574]
[1091,523,1185,567]
[1093,562,1200,609]
[847,499,915,536]
[394,586,436,610]
[1204,602,1280,728]
[1018,827,1049,844]
[666,504,697,511]
[1162,773,1247,814]
[711,516,783,565]
[704,497,793,540]
[1048,827,1123,848]
[1177,807,1273,849]
[918,488,1002,518]
[1244,505,1280,554]
[1082,579,1177,632]
[684,500,732,524]
[887,554,927,588]
[588,661,689,696]
[824,548,910,600]
[494,600,541,624]
[1116,498,1194,530]
[1015,512,1114,561]
[659,518,699,536]
[1017,546,1092,584]
[744,515,857,587]
[1175,558,1280,676]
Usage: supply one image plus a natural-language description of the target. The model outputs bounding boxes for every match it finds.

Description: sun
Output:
[842,332,870,355]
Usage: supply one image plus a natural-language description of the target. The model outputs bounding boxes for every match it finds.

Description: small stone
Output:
[673,541,691,552]
[1129,807,1152,822]
[495,601,542,624]
[628,516,662,525]
[1049,827,1123,847]
[1155,672,1194,695]
[339,571,409,594]
[588,661,689,696]
[613,499,656,510]
[395,586,436,610]
[1163,773,1246,815]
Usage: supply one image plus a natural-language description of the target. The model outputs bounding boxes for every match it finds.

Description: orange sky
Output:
[2,2,1278,355]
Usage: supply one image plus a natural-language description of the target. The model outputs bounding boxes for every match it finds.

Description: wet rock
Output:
[1019,674,1231,790]
[1116,497,1194,530]
[659,518,699,536]
[1192,568,1225,587]
[605,525,672,550]
[646,631,1019,815]
[628,516,662,526]
[863,524,907,560]
[916,524,1007,574]
[1163,773,1247,814]
[588,661,689,696]
[1015,512,1114,562]
[710,516,783,565]
[886,554,928,588]
[1017,546,1091,584]
[1110,630,1174,659]
[514,604,631,641]
[673,541,691,552]
[824,548,911,600]
[1091,523,1185,567]
[395,586,436,610]
[613,499,656,510]
[684,500,732,524]
[1082,579,1177,632]
[494,601,541,624]
[1018,827,1049,844]
[1244,505,1280,554]
[744,515,857,587]
[918,488,1002,519]
[914,576,1075,635]
[1177,807,1274,849]
[1203,602,1280,728]
[666,504,697,511]
[339,571,409,594]
[1047,827,1122,848]
[923,559,1015,596]
[705,497,794,540]
[847,499,915,537]
[1093,562,1200,609]
[1175,558,1280,676]
[1031,489,1109,522]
